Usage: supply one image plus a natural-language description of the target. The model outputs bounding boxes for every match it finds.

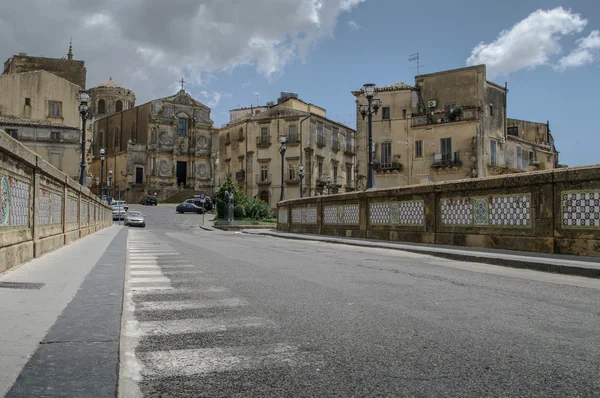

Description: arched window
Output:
[131,121,137,142]
[260,191,269,203]
[116,100,123,113]
[98,99,106,114]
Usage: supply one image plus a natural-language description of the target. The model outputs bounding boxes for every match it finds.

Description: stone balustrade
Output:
[278,166,600,257]
[0,129,112,273]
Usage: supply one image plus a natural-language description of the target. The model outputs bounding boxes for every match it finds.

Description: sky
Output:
[0,0,598,167]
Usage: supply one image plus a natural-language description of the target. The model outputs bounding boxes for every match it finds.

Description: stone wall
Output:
[278,166,600,257]
[0,129,112,273]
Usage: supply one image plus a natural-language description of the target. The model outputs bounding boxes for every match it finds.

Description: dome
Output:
[95,76,125,89]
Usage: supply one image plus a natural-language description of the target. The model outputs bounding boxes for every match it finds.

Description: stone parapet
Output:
[278,166,600,257]
[0,129,112,273]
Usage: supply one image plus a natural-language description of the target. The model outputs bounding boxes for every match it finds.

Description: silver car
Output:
[112,204,126,220]
[124,211,146,228]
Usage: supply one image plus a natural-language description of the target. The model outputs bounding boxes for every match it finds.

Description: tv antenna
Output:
[408,53,426,75]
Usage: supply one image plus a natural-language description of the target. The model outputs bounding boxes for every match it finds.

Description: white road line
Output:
[137,298,248,311]
[130,265,162,271]
[137,317,277,335]
[130,277,172,284]
[130,285,174,292]
[132,286,229,295]
[138,344,309,378]
[130,271,165,276]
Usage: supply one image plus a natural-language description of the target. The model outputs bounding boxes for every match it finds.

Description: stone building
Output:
[218,93,356,208]
[0,70,82,180]
[88,77,136,117]
[2,42,86,88]
[89,89,215,201]
[353,64,559,189]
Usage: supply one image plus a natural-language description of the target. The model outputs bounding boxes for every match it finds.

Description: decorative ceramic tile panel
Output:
[0,173,31,229]
[38,188,51,225]
[561,190,600,228]
[51,193,63,225]
[370,201,424,226]
[441,198,473,225]
[323,204,359,225]
[67,196,78,224]
[278,207,288,224]
[9,177,29,227]
[490,194,531,226]
[291,207,318,224]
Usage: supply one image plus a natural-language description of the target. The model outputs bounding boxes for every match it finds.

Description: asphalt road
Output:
[121,204,600,397]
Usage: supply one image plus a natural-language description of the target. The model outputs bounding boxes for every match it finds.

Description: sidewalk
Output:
[243,229,600,279]
[0,225,127,397]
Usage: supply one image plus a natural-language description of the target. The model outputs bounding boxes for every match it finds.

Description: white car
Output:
[111,201,128,220]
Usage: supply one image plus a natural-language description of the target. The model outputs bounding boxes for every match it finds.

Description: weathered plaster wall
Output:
[278,165,600,257]
[0,129,112,273]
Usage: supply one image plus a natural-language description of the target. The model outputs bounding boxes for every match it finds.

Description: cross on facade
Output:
[179,78,185,91]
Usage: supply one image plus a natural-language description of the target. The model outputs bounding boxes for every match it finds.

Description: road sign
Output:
[115,185,120,190]
[200,193,206,199]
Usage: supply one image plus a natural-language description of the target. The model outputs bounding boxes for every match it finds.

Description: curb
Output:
[245,230,600,279]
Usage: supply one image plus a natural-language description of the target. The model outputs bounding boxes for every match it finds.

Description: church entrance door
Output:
[176,161,187,187]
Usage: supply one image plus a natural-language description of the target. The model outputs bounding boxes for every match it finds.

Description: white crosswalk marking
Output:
[120,229,316,396]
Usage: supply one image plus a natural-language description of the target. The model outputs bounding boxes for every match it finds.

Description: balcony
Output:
[332,141,341,152]
[236,170,245,181]
[316,136,326,148]
[316,173,329,186]
[257,136,271,147]
[286,177,300,185]
[374,161,403,173]
[431,151,462,169]
[344,145,355,156]
[412,106,479,127]
[286,134,300,146]
[257,173,272,185]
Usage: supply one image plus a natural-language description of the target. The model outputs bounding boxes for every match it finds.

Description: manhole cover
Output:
[0,282,45,290]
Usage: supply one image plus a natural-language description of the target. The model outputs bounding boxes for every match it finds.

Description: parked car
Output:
[141,195,157,206]
[112,200,128,211]
[185,197,213,211]
[101,195,113,205]
[124,211,146,227]
[112,205,126,220]
[176,202,205,214]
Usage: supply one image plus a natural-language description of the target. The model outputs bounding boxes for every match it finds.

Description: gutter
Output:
[299,114,311,196]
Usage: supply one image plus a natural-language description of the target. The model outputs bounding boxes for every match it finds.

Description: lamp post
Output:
[298,164,304,198]
[108,169,113,198]
[359,83,381,190]
[77,90,91,187]
[99,148,106,197]
[279,135,287,202]
[325,176,332,195]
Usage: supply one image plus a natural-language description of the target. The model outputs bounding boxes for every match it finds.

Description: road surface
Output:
[120,204,600,397]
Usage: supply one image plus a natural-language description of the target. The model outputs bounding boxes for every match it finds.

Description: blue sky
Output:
[2,0,598,166]
[183,0,599,167]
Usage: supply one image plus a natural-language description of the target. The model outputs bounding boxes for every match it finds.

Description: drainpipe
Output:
[245,116,249,197]
[299,114,311,197]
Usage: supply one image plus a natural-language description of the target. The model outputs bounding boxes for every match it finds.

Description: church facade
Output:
[89,89,215,200]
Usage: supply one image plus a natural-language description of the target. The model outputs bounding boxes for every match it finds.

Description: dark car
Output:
[142,195,158,206]
[176,203,205,214]
[186,196,213,211]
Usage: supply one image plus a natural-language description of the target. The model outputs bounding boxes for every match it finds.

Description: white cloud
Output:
[0,0,365,105]
[348,20,360,31]
[241,81,252,88]
[557,30,600,69]
[466,7,588,76]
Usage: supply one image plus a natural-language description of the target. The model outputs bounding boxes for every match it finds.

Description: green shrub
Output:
[215,178,274,221]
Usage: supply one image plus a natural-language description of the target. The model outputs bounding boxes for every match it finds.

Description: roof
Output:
[94,76,125,89]
[0,116,79,129]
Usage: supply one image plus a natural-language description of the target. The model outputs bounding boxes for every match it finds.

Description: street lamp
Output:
[77,90,91,186]
[359,83,381,190]
[279,135,287,202]
[298,164,305,198]
[99,148,106,198]
[325,176,333,195]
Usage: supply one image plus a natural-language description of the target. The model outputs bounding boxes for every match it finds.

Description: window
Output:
[441,138,452,163]
[380,142,392,168]
[24,98,31,106]
[261,165,268,181]
[238,128,244,141]
[489,104,494,116]
[50,131,60,141]
[333,163,338,181]
[382,107,391,120]
[49,101,62,117]
[289,125,297,143]
[97,99,106,114]
[507,126,518,136]
[317,123,325,146]
[318,160,323,176]
[6,129,18,139]
[260,127,269,143]
[333,129,339,149]
[346,134,352,152]
[517,146,522,170]
[444,103,456,112]
[402,109,407,119]
[490,139,497,166]
[415,140,423,158]
[116,100,123,112]
[529,151,535,165]
[288,164,296,181]
[178,117,187,136]
[346,164,352,184]
[135,167,143,184]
